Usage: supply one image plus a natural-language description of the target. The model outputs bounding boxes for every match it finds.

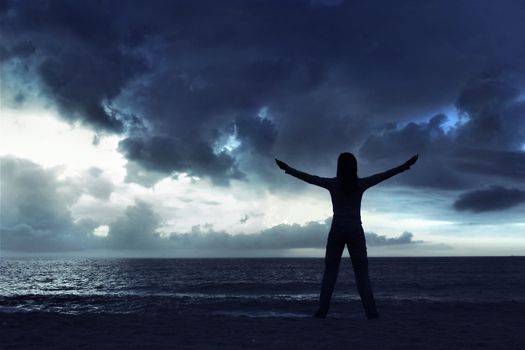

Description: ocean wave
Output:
[2,257,524,315]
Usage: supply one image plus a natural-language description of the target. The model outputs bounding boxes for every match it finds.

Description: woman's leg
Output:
[347,227,379,319]
[316,234,345,317]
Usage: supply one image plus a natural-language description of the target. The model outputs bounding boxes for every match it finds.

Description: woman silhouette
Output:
[275,153,418,319]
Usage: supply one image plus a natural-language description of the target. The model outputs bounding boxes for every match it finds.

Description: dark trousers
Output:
[318,218,378,319]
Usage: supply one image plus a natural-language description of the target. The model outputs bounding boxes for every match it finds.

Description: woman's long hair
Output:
[337,152,358,194]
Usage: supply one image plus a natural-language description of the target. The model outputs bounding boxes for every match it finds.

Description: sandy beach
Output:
[2,301,524,350]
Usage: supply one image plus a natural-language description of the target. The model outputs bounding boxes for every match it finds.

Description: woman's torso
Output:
[325,178,367,223]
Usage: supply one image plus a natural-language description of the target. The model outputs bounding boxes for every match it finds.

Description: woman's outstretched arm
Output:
[275,159,331,188]
[361,154,418,189]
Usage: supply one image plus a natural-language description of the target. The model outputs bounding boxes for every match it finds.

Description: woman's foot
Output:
[367,312,379,320]
[312,309,327,318]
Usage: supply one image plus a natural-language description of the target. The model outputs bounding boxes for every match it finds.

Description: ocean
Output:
[1,257,524,318]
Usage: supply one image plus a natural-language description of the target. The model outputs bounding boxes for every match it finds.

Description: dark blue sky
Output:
[1,0,524,256]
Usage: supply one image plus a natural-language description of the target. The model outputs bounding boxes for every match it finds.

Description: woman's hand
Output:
[275,159,290,171]
[403,154,419,169]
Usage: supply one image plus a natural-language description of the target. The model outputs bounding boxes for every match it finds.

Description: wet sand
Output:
[1,302,524,349]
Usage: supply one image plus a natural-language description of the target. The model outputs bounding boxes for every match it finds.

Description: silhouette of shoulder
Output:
[284,166,334,189]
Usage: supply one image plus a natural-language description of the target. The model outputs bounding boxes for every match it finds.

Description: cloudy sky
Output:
[1,0,524,257]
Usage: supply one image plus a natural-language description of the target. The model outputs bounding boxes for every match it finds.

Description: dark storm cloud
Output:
[13,91,26,105]
[455,73,525,151]
[359,72,525,190]
[118,135,244,186]
[82,167,115,200]
[0,40,35,61]
[0,156,95,252]
[1,0,150,132]
[358,114,467,189]
[168,220,419,251]
[451,148,525,180]
[105,200,162,249]
[171,221,329,250]
[0,166,420,254]
[359,114,450,162]
[235,116,278,156]
[365,231,419,246]
[2,0,524,186]
[453,186,525,213]
[37,51,147,132]
[0,156,79,231]
[0,157,161,252]
[0,157,121,252]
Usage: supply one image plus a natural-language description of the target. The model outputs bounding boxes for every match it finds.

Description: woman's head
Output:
[337,152,357,178]
[337,152,357,192]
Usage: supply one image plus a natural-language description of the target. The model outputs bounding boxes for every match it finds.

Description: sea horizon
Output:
[2,254,524,259]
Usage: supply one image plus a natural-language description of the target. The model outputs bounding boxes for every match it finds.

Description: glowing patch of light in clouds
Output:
[213,125,241,154]
[257,106,269,119]
[440,105,468,133]
[93,225,110,237]
[0,109,126,180]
